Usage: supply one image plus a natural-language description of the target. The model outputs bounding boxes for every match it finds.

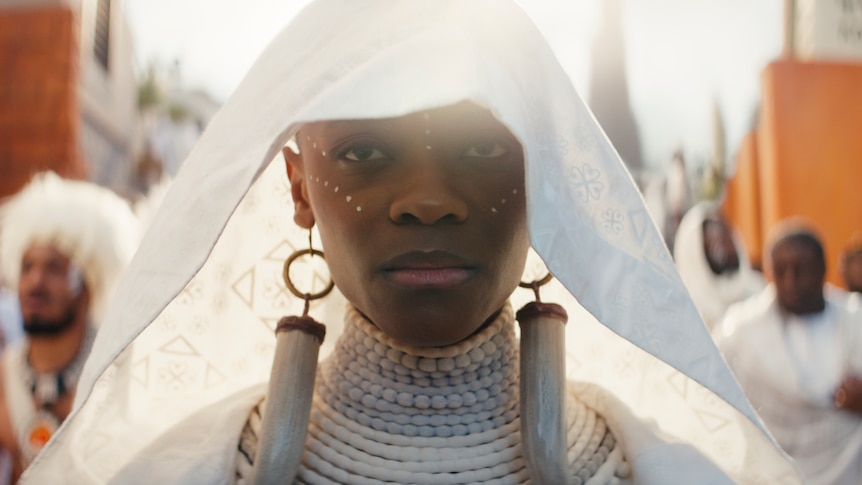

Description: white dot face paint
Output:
[335,186,340,193]
[356,206,362,212]
[491,207,498,213]
[425,145,432,150]
[346,195,352,202]
[322,151,327,156]
[512,189,518,194]
[501,199,506,204]
[324,181,329,187]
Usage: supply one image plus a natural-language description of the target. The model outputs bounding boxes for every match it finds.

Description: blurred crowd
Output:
[672,200,862,484]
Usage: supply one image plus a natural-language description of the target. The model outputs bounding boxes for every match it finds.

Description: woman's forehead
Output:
[296,102,516,139]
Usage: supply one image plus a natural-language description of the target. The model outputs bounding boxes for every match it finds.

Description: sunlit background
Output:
[1,0,861,284]
[121,0,782,172]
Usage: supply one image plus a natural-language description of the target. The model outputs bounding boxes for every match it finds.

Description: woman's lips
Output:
[385,268,474,287]
[381,251,476,288]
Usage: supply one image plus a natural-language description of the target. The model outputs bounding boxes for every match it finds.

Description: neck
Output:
[27,316,88,374]
[320,304,519,429]
[784,299,826,317]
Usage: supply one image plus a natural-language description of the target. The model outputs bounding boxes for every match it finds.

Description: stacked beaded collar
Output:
[237,304,628,483]
[318,304,520,440]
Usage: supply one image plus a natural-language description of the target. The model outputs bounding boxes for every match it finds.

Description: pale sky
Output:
[121,0,783,171]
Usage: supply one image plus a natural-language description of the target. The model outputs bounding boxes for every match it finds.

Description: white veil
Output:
[24,1,797,483]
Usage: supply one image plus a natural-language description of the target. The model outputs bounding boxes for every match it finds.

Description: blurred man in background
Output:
[0,173,139,482]
[716,222,862,485]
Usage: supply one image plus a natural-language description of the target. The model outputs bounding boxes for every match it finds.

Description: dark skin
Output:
[770,241,825,316]
[842,251,862,293]
[284,102,530,347]
[702,218,740,275]
[835,375,862,414]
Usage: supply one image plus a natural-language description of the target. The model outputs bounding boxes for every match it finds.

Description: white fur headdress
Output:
[0,172,140,324]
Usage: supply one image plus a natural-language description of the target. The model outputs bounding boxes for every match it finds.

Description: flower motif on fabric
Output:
[176,281,203,306]
[187,316,207,336]
[157,314,180,334]
[569,163,604,202]
[601,209,624,234]
[556,137,569,157]
[157,361,195,392]
[213,263,232,284]
[607,289,631,314]
[613,350,637,380]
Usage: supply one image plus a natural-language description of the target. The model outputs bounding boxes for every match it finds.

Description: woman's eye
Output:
[341,144,387,162]
[464,142,507,158]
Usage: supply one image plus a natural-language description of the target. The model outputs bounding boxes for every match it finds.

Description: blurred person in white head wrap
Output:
[673,201,763,330]
[0,172,139,481]
[23,1,799,483]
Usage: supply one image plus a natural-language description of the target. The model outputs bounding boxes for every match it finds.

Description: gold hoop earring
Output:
[282,230,335,316]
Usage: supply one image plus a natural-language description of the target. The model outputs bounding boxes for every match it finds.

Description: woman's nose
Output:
[389,154,468,225]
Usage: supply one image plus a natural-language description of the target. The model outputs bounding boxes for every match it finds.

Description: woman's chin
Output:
[377,323,475,348]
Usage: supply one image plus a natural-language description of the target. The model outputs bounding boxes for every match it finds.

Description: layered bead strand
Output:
[237,304,629,484]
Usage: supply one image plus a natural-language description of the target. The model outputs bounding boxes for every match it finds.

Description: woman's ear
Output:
[283,146,315,229]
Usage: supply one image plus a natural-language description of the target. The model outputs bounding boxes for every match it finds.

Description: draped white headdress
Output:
[673,201,764,329]
[0,172,140,324]
[24,1,798,483]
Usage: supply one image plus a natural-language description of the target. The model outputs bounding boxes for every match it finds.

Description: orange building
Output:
[723,0,862,287]
[723,60,862,287]
[0,0,138,199]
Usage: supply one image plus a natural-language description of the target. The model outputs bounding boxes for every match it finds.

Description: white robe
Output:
[2,342,41,467]
[717,287,862,485]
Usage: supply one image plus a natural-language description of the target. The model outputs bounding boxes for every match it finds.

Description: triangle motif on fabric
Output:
[132,356,150,388]
[232,267,256,309]
[159,336,199,356]
[694,409,731,433]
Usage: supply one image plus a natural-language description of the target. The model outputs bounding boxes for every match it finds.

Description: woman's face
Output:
[284,102,529,347]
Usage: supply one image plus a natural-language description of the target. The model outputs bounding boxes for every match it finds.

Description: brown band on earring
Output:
[516,302,568,325]
[276,315,327,343]
[836,388,847,408]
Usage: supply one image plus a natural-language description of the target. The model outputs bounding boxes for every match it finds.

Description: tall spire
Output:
[588,0,644,175]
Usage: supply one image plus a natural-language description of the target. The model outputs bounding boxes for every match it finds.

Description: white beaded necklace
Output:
[237,305,629,484]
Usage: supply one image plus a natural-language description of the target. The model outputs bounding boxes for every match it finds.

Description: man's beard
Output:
[23,307,78,337]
